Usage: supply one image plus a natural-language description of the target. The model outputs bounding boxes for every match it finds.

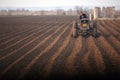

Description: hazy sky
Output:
[0,0,120,7]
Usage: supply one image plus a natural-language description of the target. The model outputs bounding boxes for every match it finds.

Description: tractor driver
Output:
[79,11,87,20]
[79,11,88,30]
[79,11,88,23]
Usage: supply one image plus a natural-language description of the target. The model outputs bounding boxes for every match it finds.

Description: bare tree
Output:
[74,6,83,15]
[56,9,65,15]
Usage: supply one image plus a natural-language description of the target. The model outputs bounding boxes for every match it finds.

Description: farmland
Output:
[0,16,120,80]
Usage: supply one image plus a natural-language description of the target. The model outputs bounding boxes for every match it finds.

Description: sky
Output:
[0,0,120,7]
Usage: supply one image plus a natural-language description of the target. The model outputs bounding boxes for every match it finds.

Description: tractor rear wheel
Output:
[71,21,78,38]
[93,20,98,38]
[72,29,78,38]
[93,27,97,37]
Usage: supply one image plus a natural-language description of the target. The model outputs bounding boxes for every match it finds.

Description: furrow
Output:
[65,36,82,76]
[90,37,105,74]
[0,23,51,51]
[18,24,70,79]
[98,36,120,69]
[0,24,38,41]
[0,23,66,78]
[42,29,71,77]
[0,23,46,45]
[0,23,59,61]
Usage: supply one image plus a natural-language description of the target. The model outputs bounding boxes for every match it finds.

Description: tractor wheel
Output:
[93,20,98,38]
[71,21,78,38]
[93,27,97,37]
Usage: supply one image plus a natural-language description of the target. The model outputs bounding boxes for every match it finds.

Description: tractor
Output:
[71,16,98,38]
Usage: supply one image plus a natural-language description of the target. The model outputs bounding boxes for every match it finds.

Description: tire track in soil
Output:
[18,23,70,79]
[0,23,59,58]
[0,23,67,79]
[0,23,51,51]
[65,36,82,76]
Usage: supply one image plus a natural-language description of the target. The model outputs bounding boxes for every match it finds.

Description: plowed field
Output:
[0,16,120,80]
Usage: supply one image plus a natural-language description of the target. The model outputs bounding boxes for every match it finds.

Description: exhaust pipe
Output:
[89,14,92,21]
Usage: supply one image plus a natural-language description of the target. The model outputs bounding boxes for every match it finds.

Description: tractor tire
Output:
[93,20,98,38]
[71,21,78,38]
[93,27,97,37]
